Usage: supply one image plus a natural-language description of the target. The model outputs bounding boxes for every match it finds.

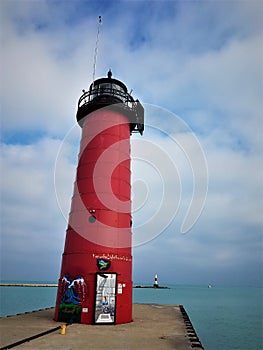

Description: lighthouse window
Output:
[112,84,124,92]
[89,215,96,223]
[99,83,111,94]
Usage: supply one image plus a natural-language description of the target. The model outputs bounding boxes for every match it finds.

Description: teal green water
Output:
[0,283,262,350]
[133,285,263,350]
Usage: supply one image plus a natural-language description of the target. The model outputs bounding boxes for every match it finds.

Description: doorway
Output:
[94,273,117,324]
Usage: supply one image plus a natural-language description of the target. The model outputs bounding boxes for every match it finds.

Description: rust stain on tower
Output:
[54,70,144,324]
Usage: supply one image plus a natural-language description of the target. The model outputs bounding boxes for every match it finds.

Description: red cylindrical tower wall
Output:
[54,108,133,324]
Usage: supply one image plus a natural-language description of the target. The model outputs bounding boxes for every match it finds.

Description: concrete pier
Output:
[134,285,170,289]
[0,304,204,349]
[0,284,57,288]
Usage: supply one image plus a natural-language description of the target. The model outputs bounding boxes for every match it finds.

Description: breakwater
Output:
[0,305,204,350]
[1,283,170,289]
[133,285,170,289]
[0,284,58,287]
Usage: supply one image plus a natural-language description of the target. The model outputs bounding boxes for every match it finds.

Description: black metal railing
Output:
[78,86,134,109]
[77,86,144,135]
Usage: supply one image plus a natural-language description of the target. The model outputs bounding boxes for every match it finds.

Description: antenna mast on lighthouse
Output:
[92,16,102,88]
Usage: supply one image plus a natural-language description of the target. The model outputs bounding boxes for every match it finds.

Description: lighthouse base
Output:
[54,272,132,325]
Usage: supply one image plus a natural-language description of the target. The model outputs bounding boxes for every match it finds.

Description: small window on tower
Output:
[89,215,96,223]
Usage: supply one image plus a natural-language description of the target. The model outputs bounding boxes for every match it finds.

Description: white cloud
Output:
[0,138,69,279]
[0,0,262,284]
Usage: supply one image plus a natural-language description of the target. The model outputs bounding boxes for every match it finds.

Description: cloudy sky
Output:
[1,0,262,286]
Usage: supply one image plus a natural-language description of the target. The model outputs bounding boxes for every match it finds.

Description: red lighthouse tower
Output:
[54,71,144,324]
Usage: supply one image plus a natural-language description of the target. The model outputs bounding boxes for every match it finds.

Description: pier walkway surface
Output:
[0,304,204,350]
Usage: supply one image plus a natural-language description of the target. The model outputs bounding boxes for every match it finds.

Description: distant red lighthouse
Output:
[54,71,144,324]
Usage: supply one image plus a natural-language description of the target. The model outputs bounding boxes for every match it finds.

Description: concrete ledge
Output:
[0,304,204,350]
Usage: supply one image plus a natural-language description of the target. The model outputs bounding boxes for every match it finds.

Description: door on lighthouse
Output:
[94,273,117,324]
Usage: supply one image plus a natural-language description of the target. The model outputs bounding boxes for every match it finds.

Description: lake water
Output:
[0,283,262,350]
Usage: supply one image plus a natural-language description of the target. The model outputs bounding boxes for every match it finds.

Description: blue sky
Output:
[1,0,262,286]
